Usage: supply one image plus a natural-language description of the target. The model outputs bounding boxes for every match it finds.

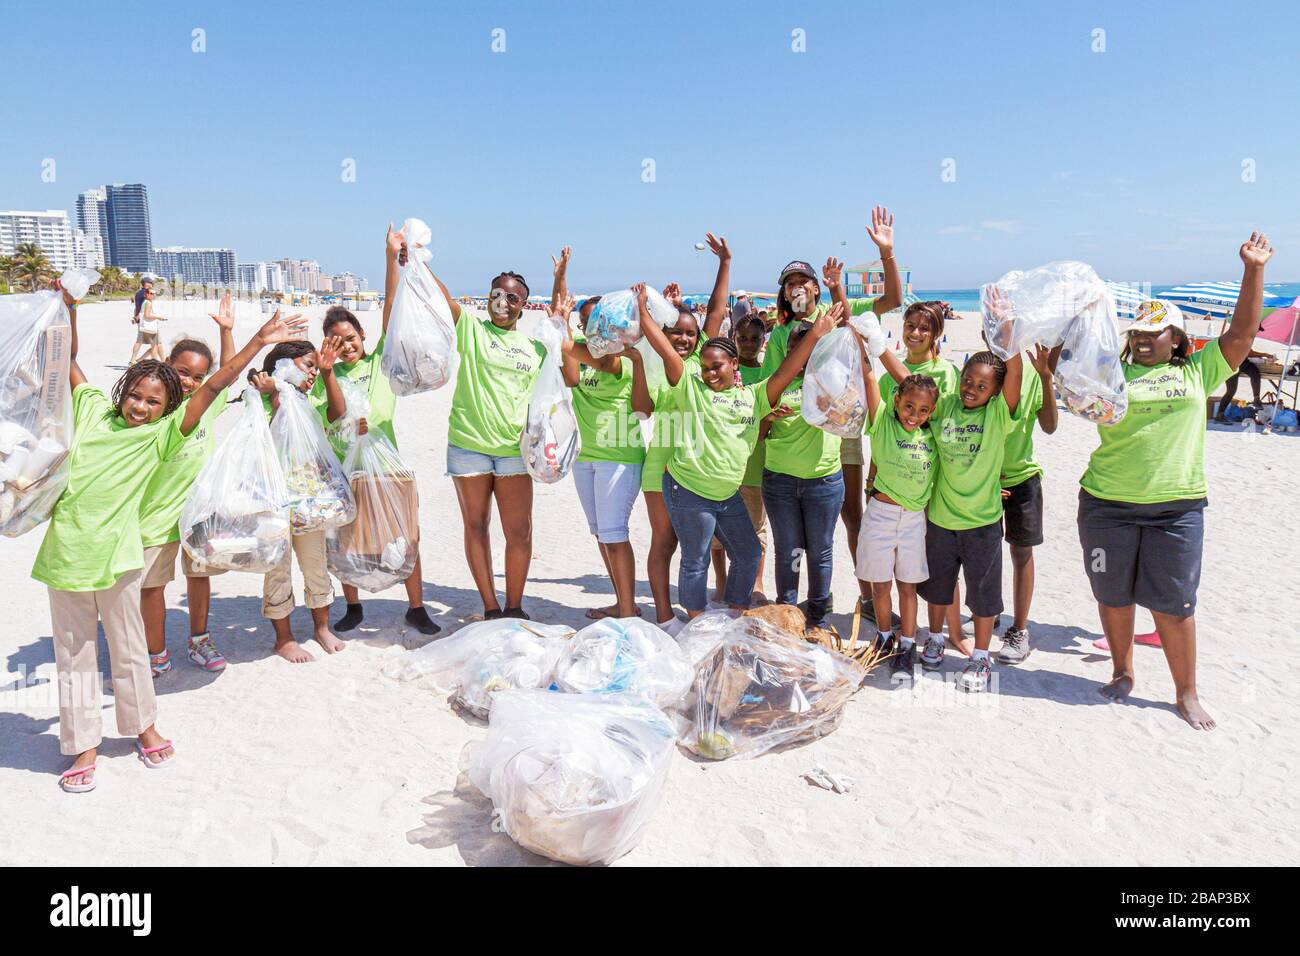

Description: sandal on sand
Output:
[584,606,643,621]
[59,764,97,794]
[136,741,176,769]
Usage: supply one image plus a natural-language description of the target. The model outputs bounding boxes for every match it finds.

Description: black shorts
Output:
[918,518,1004,619]
[1002,474,1044,547]
[1076,490,1205,618]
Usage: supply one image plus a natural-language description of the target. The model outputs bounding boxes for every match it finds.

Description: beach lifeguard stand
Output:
[846,260,912,298]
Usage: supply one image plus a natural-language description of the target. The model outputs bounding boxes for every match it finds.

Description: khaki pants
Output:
[47,569,156,756]
[262,530,333,619]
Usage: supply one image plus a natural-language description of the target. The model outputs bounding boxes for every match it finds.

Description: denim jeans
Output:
[760,469,845,628]
[662,471,761,612]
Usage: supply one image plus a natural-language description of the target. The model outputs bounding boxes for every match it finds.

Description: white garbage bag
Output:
[584,287,677,359]
[270,359,356,533]
[469,689,677,865]
[554,617,695,710]
[380,217,457,396]
[180,386,291,572]
[521,315,580,483]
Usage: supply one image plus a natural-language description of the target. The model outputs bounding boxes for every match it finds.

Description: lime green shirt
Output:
[738,364,767,486]
[1000,371,1045,489]
[926,392,1013,530]
[642,354,700,492]
[664,374,773,501]
[573,357,646,465]
[447,314,547,457]
[760,297,877,377]
[764,375,843,479]
[880,356,961,406]
[33,385,188,591]
[138,390,229,546]
[1080,340,1233,504]
[312,333,397,459]
[868,402,937,512]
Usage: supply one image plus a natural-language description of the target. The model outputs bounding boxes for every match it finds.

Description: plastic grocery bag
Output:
[584,287,677,359]
[383,619,575,718]
[675,614,865,760]
[381,217,457,396]
[326,396,420,592]
[180,386,291,572]
[0,269,96,537]
[469,689,677,865]
[521,315,580,483]
[270,360,356,533]
[980,261,1128,425]
[801,314,876,438]
[554,617,695,711]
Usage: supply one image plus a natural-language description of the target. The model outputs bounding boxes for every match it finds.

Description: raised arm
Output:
[1001,352,1024,417]
[1219,232,1274,369]
[636,283,685,385]
[181,310,308,434]
[626,345,655,417]
[767,303,840,405]
[1029,344,1059,435]
[384,222,461,331]
[57,282,88,390]
[316,335,348,423]
[701,233,731,340]
[550,246,570,312]
[208,292,236,366]
[852,324,883,423]
[866,205,901,316]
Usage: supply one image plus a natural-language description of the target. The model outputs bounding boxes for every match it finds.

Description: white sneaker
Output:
[920,631,945,671]
[186,633,227,672]
[958,656,992,693]
[658,616,686,637]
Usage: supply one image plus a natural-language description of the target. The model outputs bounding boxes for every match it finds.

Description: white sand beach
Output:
[1,297,1297,867]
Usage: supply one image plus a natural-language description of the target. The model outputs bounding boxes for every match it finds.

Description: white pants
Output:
[573,460,642,544]
[856,496,929,584]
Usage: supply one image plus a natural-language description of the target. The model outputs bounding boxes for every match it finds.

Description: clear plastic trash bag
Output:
[554,617,695,710]
[674,614,865,761]
[801,315,876,438]
[180,386,291,572]
[0,269,95,537]
[584,287,677,359]
[326,396,420,592]
[380,217,457,396]
[270,360,356,534]
[979,261,1128,425]
[521,315,580,483]
[383,619,576,718]
[469,689,677,865]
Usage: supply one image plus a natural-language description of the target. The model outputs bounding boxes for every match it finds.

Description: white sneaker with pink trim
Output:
[186,633,227,672]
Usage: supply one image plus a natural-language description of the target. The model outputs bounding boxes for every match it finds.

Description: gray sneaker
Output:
[920,633,945,671]
[997,626,1031,665]
[957,656,993,693]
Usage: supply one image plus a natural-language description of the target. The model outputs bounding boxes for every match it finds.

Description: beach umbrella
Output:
[1105,281,1151,320]
[1258,299,1300,412]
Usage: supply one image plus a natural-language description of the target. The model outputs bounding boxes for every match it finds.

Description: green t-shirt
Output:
[738,364,767,485]
[764,375,843,479]
[1080,340,1233,504]
[32,385,188,591]
[663,374,773,501]
[447,315,547,458]
[868,402,937,512]
[760,297,877,377]
[312,333,397,459]
[1000,371,1045,489]
[573,357,646,465]
[138,389,229,546]
[641,354,700,492]
[880,356,961,406]
[926,392,1013,530]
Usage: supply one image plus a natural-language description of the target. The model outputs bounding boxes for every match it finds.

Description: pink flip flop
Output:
[1092,630,1163,652]
[136,740,176,769]
[59,763,97,794]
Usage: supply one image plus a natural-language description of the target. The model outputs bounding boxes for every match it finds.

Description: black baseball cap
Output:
[779,260,819,285]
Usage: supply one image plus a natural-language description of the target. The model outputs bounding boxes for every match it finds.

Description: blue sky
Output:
[3,0,1296,292]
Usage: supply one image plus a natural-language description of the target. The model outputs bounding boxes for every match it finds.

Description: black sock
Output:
[334,603,364,632]
[501,606,530,620]
[404,606,441,635]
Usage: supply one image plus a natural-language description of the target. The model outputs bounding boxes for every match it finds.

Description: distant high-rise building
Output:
[75,187,109,263]
[275,258,324,292]
[104,183,153,272]
[73,229,106,269]
[236,262,266,294]
[264,262,284,293]
[0,209,76,270]
[152,247,236,285]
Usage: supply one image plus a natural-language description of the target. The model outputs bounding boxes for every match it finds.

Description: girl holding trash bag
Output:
[312,303,440,637]
[1078,232,1273,731]
[34,283,306,793]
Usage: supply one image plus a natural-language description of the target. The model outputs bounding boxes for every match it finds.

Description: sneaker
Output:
[920,633,945,671]
[186,633,227,672]
[871,631,896,659]
[997,626,1031,665]
[890,641,917,681]
[659,616,686,637]
[958,657,993,693]
[857,597,901,631]
[149,649,172,678]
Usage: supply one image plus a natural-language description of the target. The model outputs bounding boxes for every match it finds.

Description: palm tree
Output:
[0,254,13,293]
[11,243,54,292]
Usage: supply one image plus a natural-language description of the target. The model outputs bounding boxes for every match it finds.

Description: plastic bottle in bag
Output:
[584,287,677,359]
[380,217,458,396]
[1055,295,1128,425]
[469,688,677,865]
[521,315,580,483]
[554,617,695,711]
[180,386,292,572]
[0,269,95,537]
[800,315,876,438]
[270,359,356,533]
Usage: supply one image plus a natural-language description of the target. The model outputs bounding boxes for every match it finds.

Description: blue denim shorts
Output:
[446,442,529,478]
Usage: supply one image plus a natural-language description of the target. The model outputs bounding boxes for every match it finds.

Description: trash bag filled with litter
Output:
[554,617,695,710]
[381,217,457,396]
[469,689,677,865]
[0,269,96,537]
[270,359,356,533]
[675,614,866,761]
[584,286,677,359]
[383,619,575,718]
[800,314,877,439]
[181,386,291,572]
[521,315,580,483]
[979,261,1128,425]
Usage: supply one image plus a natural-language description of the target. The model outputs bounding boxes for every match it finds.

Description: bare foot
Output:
[61,749,97,789]
[314,628,346,654]
[275,639,315,663]
[1177,692,1216,731]
[946,632,974,658]
[1100,671,1134,702]
[137,727,175,765]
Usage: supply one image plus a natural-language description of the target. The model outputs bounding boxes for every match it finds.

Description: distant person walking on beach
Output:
[129,288,167,364]
[132,277,153,324]
[1077,232,1273,730]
